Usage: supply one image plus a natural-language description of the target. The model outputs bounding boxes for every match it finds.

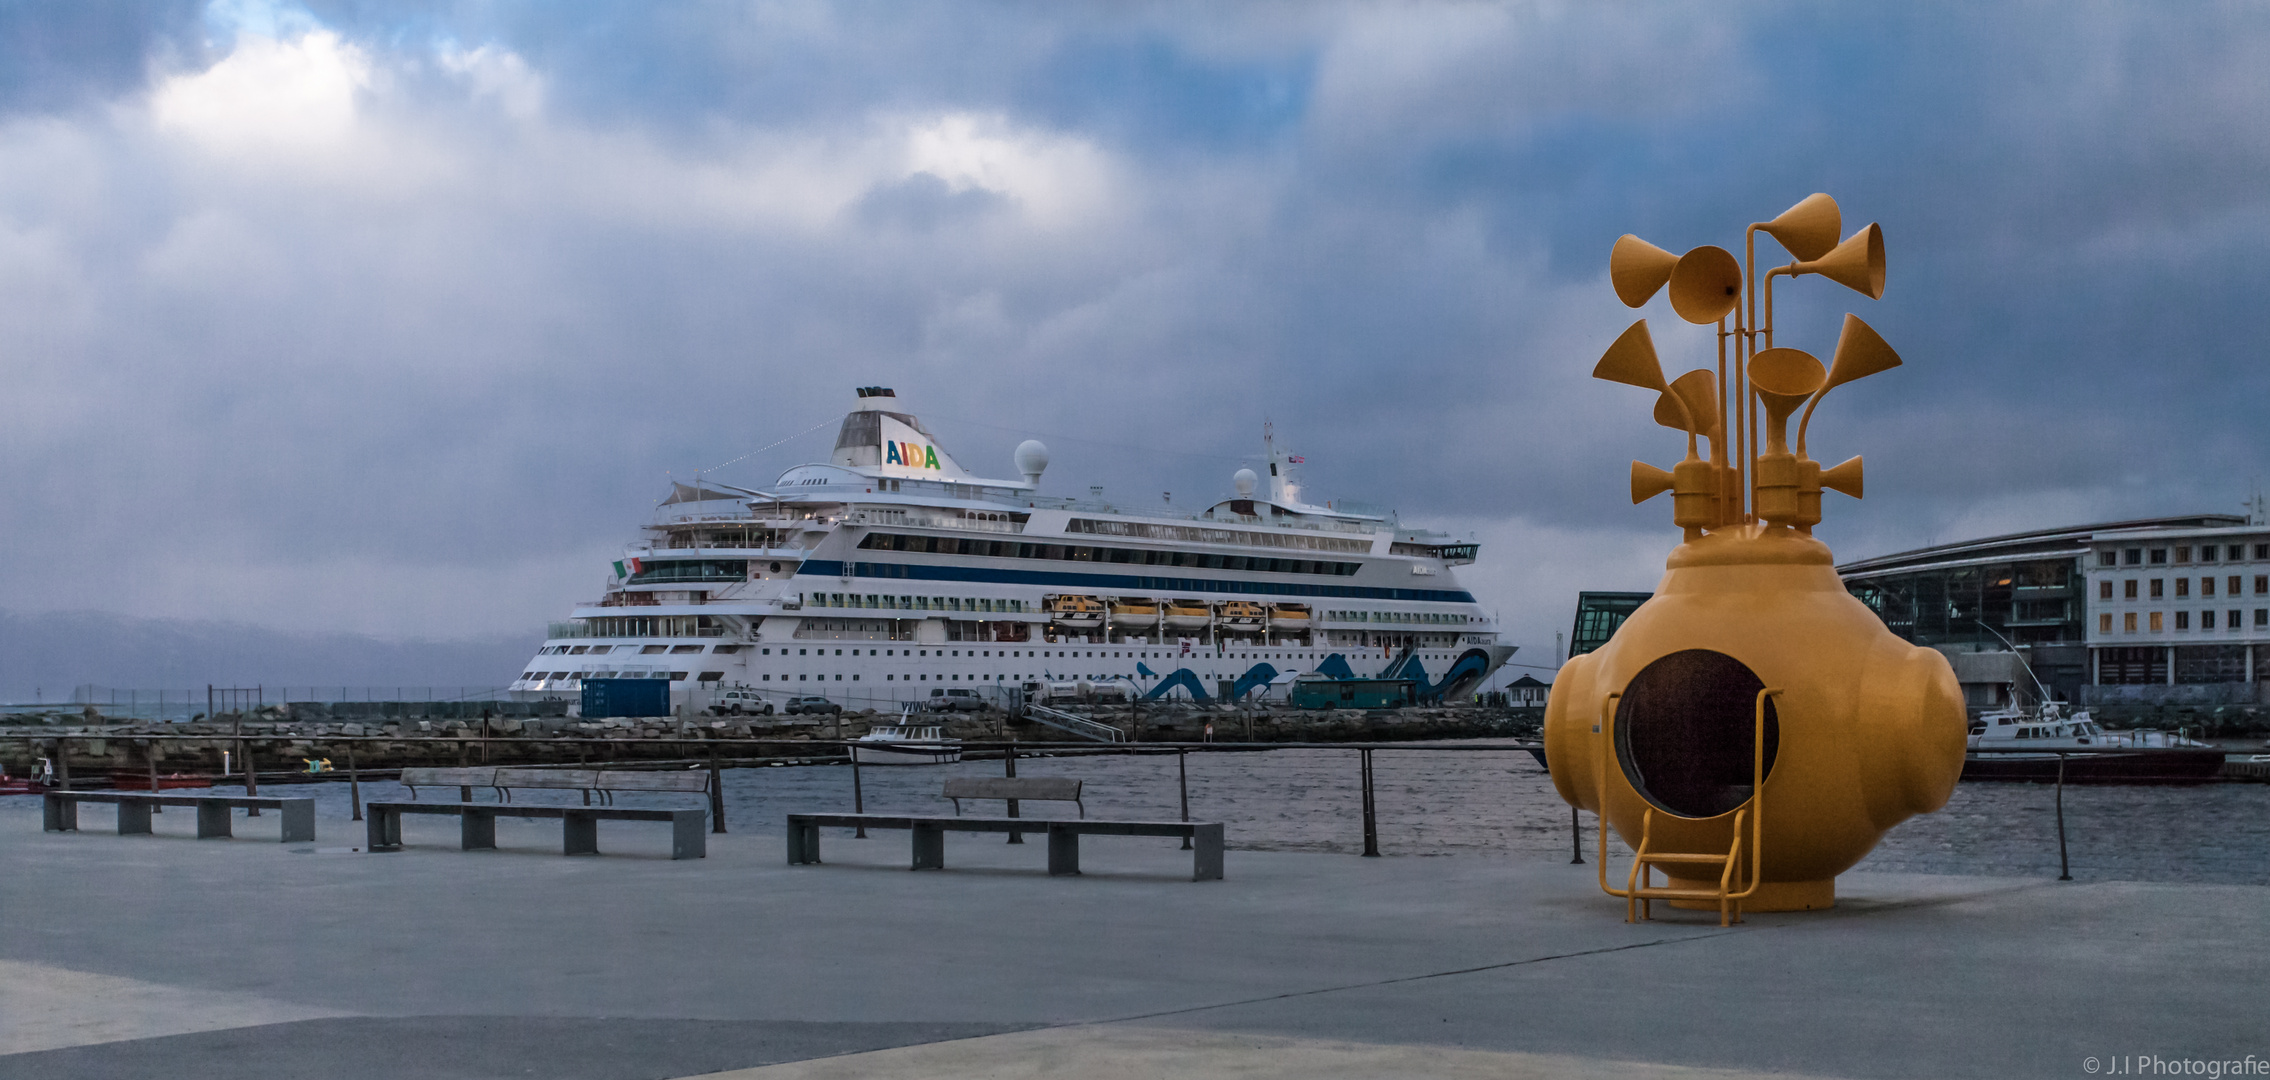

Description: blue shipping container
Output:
[581,678,672,718]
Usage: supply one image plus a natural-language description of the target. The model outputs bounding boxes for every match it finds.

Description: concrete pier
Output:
[1,800,2261,1079]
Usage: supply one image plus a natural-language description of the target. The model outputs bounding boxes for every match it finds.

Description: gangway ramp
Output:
[1024,704,1126,743]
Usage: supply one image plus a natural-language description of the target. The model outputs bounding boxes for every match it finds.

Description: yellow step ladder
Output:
[1594,687,1779,927]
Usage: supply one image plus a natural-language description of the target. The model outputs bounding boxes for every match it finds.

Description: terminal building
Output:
[1836,514,2270,709]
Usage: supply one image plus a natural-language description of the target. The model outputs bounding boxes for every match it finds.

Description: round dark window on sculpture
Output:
[1615,649,1781,819]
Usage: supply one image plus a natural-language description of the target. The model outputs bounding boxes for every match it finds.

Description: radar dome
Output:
[1233,468,1258,497]
[1014,440,1050,487]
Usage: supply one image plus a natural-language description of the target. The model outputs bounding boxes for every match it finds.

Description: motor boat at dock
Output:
[1962,703,2227,784]
[850,722,963,765]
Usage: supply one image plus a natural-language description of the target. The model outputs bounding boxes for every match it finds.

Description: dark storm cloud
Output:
[0,1,206,115]
[1,0,2266,679]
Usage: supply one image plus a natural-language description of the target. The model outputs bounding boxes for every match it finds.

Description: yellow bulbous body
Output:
[1544,527,1966,910]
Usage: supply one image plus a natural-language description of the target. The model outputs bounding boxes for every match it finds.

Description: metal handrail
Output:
[1596,692,1630,900]
[1725,687,1782,905]
[1021,704,1127,743]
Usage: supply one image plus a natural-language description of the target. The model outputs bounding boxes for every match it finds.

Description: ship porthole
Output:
[1614,649,1780,820]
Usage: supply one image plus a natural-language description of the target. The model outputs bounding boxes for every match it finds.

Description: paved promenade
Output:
[1,798,2263,1079]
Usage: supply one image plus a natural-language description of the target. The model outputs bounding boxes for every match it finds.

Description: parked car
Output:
[706,688,773,716]
[784,695,841,715]
[924,688,987,712]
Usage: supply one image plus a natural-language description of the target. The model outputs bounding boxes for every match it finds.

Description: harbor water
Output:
[34,738,2262,886]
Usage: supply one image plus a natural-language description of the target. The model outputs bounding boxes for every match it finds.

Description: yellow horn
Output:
[1823,312,1902,390]
[1631,461,1675,504]
[1610,235,1680,308]
[1748,347,1826,455]
[1757,193,1841,262]
[1653,368,1719,441]
[1668,245,1742,325]
[1797,314,1902,453]
[1820,455,1864,499]
[1593,320,1668,393]
[1792,223,1885,300]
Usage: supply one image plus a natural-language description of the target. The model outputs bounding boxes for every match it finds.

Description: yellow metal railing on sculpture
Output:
[1595,688,1782,927]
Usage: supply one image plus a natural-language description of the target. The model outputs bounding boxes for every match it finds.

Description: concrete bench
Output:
[412,767,710,806]
[366,801,705,859]
[399,767,500,801]
[491,768,599,803]
[786,813,1221,881]
[942,776,1083,817]
[592,769,711,805]
[44,791,316,844]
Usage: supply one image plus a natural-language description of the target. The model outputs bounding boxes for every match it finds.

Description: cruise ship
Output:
[509,388,1514,711]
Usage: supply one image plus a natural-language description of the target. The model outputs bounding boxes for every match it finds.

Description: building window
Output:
[2150,579,2164,599]
[2149,548,2168,565]
[2099,613,2113,633]
[2257,609,2268,627]
[2177,578,2191,598]
[2201,545,2218,563]
[2100,581,2114,600]
[2149,612,2164,632]
[2125,548,2143,565]
[2099,645,2168,684]
[2098,551,2117,567]
[2125,580,2139,599]
[2175,611,2190,630]
[2201,577,2214,597]
[2258,544,2270,560]
[2175,546,2191,563]
[2233,575,2245,596]
[2230,610,2243,630]
[2260,575,2270,595]
[2124,612,2138,633]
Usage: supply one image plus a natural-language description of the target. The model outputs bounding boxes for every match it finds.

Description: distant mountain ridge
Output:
[0,609,536,702]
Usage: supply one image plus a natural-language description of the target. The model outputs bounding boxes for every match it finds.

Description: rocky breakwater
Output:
[2,703,1540,779]
[1024,702,1542,743]
[1,707,932,778]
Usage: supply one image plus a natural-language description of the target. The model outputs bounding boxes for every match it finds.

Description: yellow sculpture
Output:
[1544,194,1966,924]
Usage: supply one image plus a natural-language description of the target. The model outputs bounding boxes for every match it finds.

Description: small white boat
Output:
[850,723,963,765]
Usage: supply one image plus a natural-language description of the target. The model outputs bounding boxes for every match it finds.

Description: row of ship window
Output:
[855,532,1363,576]
[534,642,742,656]
[798,593,1474,624]
[2103,610,2269,633]
[1323,609,1473,624]
[522,646,1467,685]
[2099,543,2270,567]
[2103,576,2268,600]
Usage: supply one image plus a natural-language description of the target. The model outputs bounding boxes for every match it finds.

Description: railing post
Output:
[1570,804,1584,864]
[1360,748,1379,857]
[347,741,363,822]
[1005,736,1022,844]
[708,744,727,834]
[2055,753,2072,881]
[1179,747,1192,850]
[850,744,866,838]
[241,739,259,814]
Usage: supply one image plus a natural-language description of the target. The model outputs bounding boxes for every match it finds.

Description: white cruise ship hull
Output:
[510,388,1515,714]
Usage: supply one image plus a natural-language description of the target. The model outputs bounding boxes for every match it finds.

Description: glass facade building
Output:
[1838,514,2263,705]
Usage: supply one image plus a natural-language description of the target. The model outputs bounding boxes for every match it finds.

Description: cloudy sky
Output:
[4,1,2267,690]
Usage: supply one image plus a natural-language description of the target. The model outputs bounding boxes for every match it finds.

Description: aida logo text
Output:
[886,441,940,469]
